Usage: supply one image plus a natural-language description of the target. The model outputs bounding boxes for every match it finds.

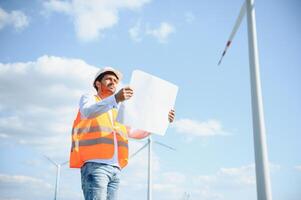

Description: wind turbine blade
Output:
[44,155,58,166]
[130,142,149,158]
[154,141,176,151]
[218,0,246,65]
[60,161,69,166]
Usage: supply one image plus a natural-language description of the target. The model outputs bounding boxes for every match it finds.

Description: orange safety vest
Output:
[69,95,129,169]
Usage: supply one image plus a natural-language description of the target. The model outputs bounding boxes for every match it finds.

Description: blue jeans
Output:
[81,162,121,200]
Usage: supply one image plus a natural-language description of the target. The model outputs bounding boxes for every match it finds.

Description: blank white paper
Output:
[118,70,178,136]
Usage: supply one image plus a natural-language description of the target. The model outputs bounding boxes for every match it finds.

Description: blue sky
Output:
[0,0,300,200]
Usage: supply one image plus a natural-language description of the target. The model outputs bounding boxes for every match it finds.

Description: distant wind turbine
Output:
[131,135,175,200]
[182,192,190,200]
[44,156,68,200]
[217,0,272,200]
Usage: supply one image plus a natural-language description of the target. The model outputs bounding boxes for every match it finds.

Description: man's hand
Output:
[168,109,175,123]
[115,87,133,103]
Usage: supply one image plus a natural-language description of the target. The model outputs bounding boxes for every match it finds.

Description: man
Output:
[69,67,175,200]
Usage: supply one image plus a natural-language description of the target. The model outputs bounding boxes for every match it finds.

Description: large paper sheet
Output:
[118,70,178,136]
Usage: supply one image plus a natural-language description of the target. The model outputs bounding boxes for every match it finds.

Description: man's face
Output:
[96,73,119,95]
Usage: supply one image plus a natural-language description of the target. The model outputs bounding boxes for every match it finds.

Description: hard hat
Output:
[93,66,123,84]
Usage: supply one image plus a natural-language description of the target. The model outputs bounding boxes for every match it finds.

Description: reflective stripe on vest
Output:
[71,134,128,149]
[72,125,127,138]
[72,126,112,135]
[71,137,114,149]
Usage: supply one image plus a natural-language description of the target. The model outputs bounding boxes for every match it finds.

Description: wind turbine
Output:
[44,156,69,200]
[130,134,175,200]
[218,0,272,200]
[181,192,190,200]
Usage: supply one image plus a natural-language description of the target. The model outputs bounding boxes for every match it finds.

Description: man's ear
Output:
[95,81,102,91]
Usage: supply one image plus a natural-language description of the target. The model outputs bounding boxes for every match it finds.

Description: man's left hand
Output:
[168,109,175,123]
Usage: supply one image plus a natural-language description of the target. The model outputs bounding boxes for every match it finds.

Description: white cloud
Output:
[121,163,257,200]
[196,164,256,190]
[217,165,256,185]
[0,55,99,159]
[294,165,301,171]
[269,163,281,172]
[146,22,175,43]
[185,12,195,23]
[161,171,187,185]
[191,164,257,200]
[0,7,29,31]
[121,143,260,200]
[43,0,151,42]
[43,0,71,14]
[0,133,9,138]
[173,118,228,137]
[195,163,280,195]
[0,174,52,200]
[129,21,175,43]
[196,187,223,200]
[0,174,51,187]
[129,20,142,42]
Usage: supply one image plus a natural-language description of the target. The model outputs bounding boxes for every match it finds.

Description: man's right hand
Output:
[115,87,134,103]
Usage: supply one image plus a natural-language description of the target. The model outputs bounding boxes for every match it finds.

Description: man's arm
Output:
[79,94,117,118]
[80,87,134,118]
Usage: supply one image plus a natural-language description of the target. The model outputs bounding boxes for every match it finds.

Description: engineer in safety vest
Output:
[69,67,175,200]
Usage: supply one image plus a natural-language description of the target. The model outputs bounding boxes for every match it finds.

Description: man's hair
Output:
[93,71,119,91]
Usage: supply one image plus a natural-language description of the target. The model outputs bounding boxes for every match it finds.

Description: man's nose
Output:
[109,81,116,86]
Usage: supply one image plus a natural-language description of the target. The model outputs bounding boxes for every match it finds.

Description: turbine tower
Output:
[218,0,272,199]
[131,135,175,200]
[44,156,68,200]
[182,192,190,200]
